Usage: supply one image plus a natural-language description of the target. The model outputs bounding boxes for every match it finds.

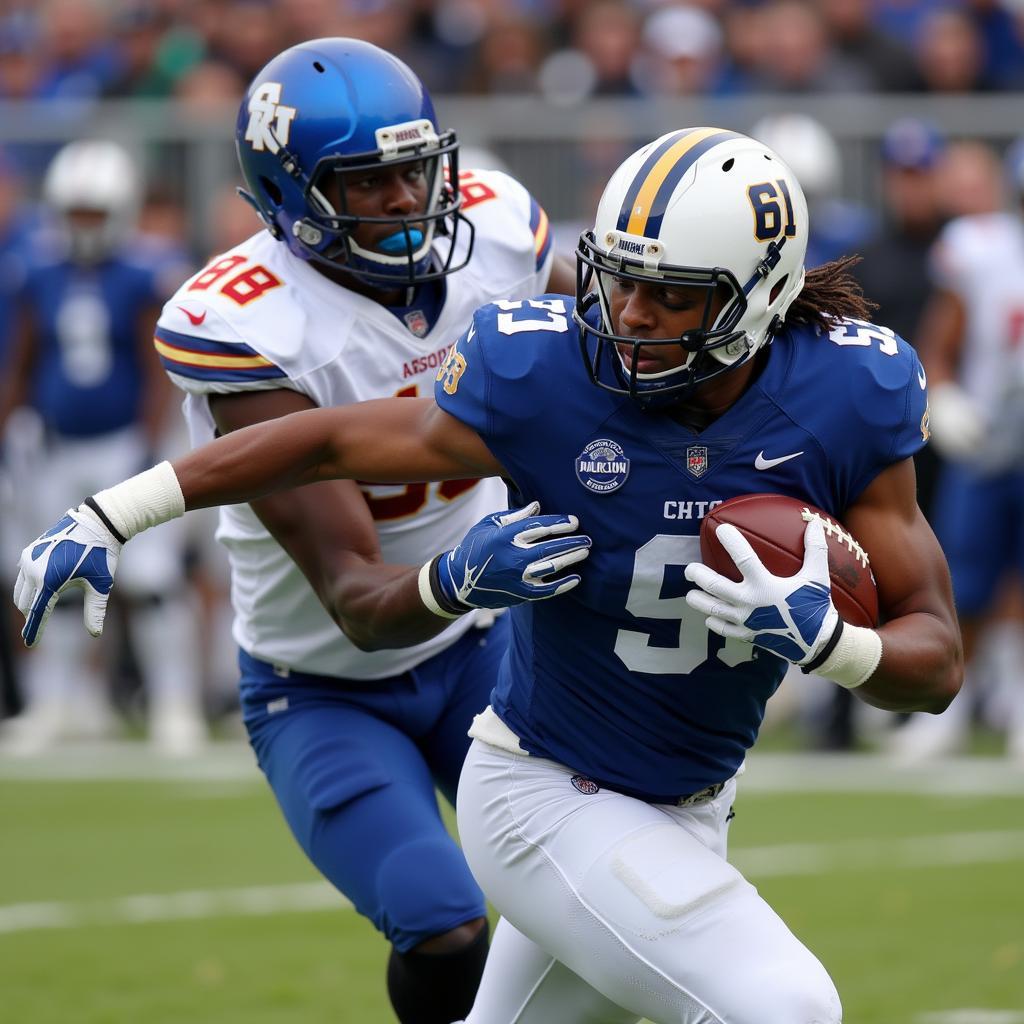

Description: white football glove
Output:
[13,504,122,647]
[927,381,986,462]
[684,517,842,669]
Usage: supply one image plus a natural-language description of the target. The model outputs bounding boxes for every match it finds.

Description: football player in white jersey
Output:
[51,39,572,1024]
[896,139,1024,760]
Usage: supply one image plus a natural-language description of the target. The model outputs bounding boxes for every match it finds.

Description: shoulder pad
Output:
[155,239,309,394]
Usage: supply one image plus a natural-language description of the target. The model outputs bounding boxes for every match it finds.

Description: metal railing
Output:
[4,93,1020,255]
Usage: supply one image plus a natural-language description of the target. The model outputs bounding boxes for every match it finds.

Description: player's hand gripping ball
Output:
[686,493,878,668]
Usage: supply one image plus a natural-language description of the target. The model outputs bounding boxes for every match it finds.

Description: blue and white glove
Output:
[13,503,122,648]
[684,517,880,688]
[419,501,591,617]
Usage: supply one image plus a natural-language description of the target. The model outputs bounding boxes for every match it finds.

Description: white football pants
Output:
[457,738,841,1024]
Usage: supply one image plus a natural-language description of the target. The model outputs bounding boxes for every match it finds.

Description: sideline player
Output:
[15,129,962,1023]
[32,38,572,1024]
[0,139,205,754]
[898,138,1024,760]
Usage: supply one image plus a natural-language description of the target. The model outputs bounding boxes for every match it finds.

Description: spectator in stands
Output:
[636,4,727,97]
[936,139,1007,218]
[208,0,282,82]
[462,14,546,94]
[818,0,919,90]
[276,0,348,46]
[967,0,1024,88]
[746,0,873,93]
[855,120,947,347]
[911,7,995,93]
[855,119,948,518]
[0,14,43,101]
[565,0,643,97]
[106,3,205,99]
[33,0,123,101]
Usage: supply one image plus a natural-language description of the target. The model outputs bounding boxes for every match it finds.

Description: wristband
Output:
[91,461,185,541]
[418,555,465,619]
[803,622,882,689]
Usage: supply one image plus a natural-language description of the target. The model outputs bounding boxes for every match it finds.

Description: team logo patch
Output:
[575,439,629,494]
[571,775,600,795]
[404,309,429,338]
[686,445,709,478]
[244,81,296,154]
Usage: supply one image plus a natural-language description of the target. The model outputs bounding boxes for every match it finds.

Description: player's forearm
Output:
[173,407,345,511]
[327,558,455,651]
[86,408,347,544]
[853,612,963,713]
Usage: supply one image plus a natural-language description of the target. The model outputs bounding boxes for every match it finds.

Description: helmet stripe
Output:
[615,129,694,233]
[620,128,742,238]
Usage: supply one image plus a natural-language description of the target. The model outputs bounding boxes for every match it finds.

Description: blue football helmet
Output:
[235,38,472,287]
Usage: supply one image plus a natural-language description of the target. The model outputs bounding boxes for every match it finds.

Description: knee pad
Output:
[387,920,489,1024]
[376,836,485,951]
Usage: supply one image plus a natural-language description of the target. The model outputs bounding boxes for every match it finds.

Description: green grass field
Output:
[1,744,1022,1023]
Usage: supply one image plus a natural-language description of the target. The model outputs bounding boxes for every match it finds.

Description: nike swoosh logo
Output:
[755,450,804,471]
[458,554,493,601]
[918,366,927,390]
[177,306,206,326]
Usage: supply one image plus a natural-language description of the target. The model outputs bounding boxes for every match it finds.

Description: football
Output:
[699,493,879,628]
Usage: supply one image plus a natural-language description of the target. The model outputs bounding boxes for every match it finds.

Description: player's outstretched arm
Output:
[14,395,590,648]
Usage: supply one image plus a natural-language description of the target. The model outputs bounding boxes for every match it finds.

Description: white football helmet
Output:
[575,127,808,406]
[42,139,142,263]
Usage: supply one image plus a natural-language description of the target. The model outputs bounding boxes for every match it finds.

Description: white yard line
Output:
[732,829,1024,877]
[2,830,1022,936]
[916,1013,1024,1024]
[0,882,345,935]
[1,744,1023,795]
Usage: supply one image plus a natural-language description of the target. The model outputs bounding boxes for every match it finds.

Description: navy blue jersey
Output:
[18,237,186,437]
[435,296,928,800]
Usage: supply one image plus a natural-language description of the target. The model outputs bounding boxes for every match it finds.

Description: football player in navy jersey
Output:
[15,129,962,1024]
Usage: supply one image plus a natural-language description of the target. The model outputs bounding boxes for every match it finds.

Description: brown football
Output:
[699,493,879,628]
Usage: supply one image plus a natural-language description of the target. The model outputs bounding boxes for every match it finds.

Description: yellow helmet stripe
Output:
[622,127,739,237]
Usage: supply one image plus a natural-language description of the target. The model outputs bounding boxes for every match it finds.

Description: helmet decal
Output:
[243,82,296,154]
[616,127,742,238]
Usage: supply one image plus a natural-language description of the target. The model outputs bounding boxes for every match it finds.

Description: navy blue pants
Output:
[932,465,1024,617]
[240,617,507,952]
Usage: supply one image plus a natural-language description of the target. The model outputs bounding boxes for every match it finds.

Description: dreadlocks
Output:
[785,255,877,333]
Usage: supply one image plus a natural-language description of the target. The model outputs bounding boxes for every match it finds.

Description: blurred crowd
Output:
[1,0,1024,761]
[2,0,1024,109]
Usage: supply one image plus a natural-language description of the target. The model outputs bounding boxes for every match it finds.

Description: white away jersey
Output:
[154,168,553,677]
[929,212,1024,413]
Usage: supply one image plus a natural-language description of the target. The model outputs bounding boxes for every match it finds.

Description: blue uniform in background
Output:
[436,297,928,800]
[17,235,185,438]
